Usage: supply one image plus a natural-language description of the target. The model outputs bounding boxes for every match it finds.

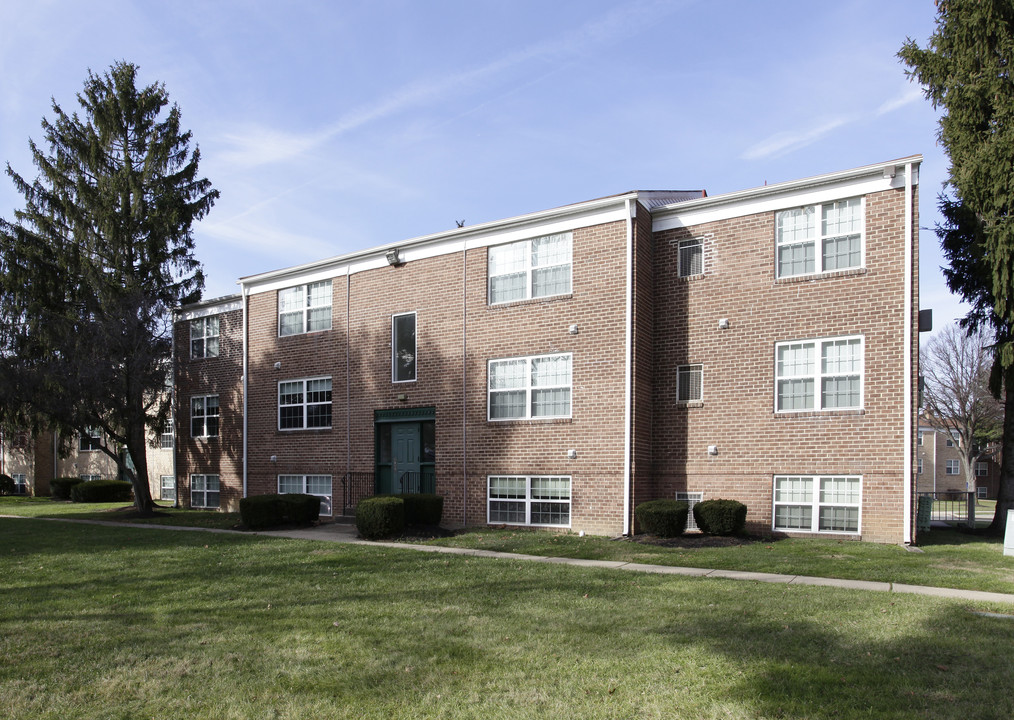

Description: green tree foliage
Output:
[0,62,217,514]
[900,1,1014,534]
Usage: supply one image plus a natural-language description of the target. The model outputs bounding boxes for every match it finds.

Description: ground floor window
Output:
[487,475,570,527]
[191,474,220,509]
[160,475,176,502]
[79,474,102,482]
[11,473,27,494]
[773,475,860,533]
[278,474,333,516]
[977,486,988,499]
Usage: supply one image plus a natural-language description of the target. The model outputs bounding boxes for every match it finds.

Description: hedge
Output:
[635,499,689,537]
[356,496,405,540]
[240,493,322,530]
[51,477,85,500]
[400,493,443,526]
[693,499,747,536]
[70,479,133,503]
[0,473,16,496]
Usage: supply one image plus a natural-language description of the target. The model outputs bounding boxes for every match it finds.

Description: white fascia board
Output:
[178,297,243,321]
[240,194,636,297]
[653,157,922,233]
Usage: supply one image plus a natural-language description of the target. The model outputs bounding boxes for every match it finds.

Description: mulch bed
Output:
[633,533,768,549]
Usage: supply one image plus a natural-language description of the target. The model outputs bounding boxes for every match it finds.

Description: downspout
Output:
[346,273,351,478]
[462,242,468,528]
[623,198,634,536]
[903,162,914,543]
[242,285,249,501]
[171,309,178,507]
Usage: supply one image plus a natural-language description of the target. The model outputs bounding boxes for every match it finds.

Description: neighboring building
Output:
[174,156,922,543]
[0,427,174,500]
[916,424,1001,499]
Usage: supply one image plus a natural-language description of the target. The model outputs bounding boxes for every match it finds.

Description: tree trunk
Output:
[126,421,155,516]
[987,365,1014,536]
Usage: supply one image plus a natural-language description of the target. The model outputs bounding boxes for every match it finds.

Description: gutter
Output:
[903,161,914,544]
[242,285,250,501]
[623,198,634,536]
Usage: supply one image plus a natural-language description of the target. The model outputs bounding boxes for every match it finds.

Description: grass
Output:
[420,527,1014,595]
[2,518,1014,719]
[0,496,240,529]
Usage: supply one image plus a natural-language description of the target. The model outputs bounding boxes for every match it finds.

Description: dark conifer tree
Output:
[900,1,1014,534]
[0,61,217,514]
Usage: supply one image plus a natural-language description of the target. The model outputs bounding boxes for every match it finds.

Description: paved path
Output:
[9,515,1014,606]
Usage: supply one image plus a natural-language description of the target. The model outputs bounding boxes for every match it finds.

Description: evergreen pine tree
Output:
[0,61,218,514]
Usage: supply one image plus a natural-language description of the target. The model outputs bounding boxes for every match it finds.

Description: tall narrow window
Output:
[678,238,703,278]
[190,316,220,358]
[392,313,417,382]
[488,233,572,304]
[776,197,863,278]
[191,395,220,437]
[278,280,332,336]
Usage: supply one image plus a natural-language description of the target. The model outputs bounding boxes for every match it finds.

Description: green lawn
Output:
[420,527,1014,595]
[1,518,1013,719]
[0,496,240,529]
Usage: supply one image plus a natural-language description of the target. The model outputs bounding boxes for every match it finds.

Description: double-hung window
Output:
[976,461,989,477]
[487,475,571,527]
[488,232,572,304]
[11,473,27,494]
[773,475,861,533]
[392,313,417,382]
[677,364,703,403]
[190,316,220,358]
[160,432,174,450]
[79,427,102,452]
[191,474,220,508]
[678,238,703,278]
[279,377,332,430]
[279,280,332,336]
[160,475,176,502]
[917,458,924,475]
[775,336,863,412]
[191,395,220,438]
[278,474,333,516]
[776,197,863,278]
[488,353,571,420]
[945,460,960,475]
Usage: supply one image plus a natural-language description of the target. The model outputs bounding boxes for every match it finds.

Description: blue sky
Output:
[0,1,963,330]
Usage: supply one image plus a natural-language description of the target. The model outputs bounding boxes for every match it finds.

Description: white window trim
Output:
[775,196,866,279]
[278,280,332,337]
[277,474,333,517]
[191,395,220,438]
[487,353,573,421]
[977,486,988,499]
[190,315,220,359]
[79,427,102,452]
[160,475,176,502]
[945,460,960,475]
[772,474,862,535]
[678,237,704,278]
[79,474,102,482]
[976,461,989,477]
[11,473,27,494]
[917,458,924,475]
[486,475,571,528]
[190,474,220,509]
[391,312,417,384]
[487,232,573,305]
[160,432,174,450]
[278,377,333,431]
[774,335,864,413]
[676,363,703,404]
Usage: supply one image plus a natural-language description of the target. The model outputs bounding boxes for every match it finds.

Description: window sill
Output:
[675,273,705,283]
[676,401,704,408]
[488,293,572,309]
[775,268,867,284]
[488,417,573,426]
[773,409,865,418]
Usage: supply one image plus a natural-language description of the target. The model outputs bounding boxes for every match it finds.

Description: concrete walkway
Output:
[10,515,1014,606]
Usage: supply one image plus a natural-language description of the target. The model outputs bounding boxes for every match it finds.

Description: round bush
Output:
[635,499,689,537]
[356,496,405,540]
[693,499,747,536]
[0,473,16,496]
[51,477,85,500]
[70,479,133,503]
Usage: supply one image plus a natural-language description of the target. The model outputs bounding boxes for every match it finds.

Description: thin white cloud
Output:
[875,85,924,116]
[200,217,337,263]
[741,116,853,161]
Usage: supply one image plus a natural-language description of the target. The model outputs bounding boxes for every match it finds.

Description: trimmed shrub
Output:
[51,477,85,500]
[70,479,133,503]
[356,496,405,540]
[400,493,443,526]
[240,494,322,529]
[693,499,747,536]
[635,499,689,538]
[0,474,16,496]
[278,493,321,526]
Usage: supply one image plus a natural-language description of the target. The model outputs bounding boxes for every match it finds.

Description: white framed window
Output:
[945,437,956,448]
[917,431,924,446]
[776,197,864,278]
[678,238,703,278]
[917,458,924,475]
[190,316,219,359]
[278,474,333,516]
[976,461,989,477]
[677,364,703,403]
[79,427,102,452]
[487,475,570,527]
[79,474,102,482]
[488,232,572,304]
[160,475,176,502]
[190,474,220,508]
[191,395,220,438]
[488,353,572,421]
[11,430,28,449]
[978,486,988,499]
[279,280,332,336]
[279,378,332,430]
[160,432,174,450]
[11,473,27,494]
[773,475,861,533]
[945,460,960,475]
[392,312,417,383]
[775,336,863,412]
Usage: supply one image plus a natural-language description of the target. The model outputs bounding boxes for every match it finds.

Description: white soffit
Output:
[178,297,242,321]
[652,158,921,233]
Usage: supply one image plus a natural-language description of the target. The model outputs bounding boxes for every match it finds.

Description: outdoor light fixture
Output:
[718,318,729,329]
[568,324,579,335]
[270,455,277,462]
[567,449,577,459]
[385,248,403,266]
[707,445,718,456]
[274,361,281,370]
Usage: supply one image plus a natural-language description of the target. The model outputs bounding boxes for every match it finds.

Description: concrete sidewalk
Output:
[11,514,1014,606]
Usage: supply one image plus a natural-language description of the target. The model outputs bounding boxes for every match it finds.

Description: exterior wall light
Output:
[386,248,403,266]
[270,455,277,462]
[707,445,718,456]
[718,318,729,329]
[568,324,579,335]
[567,449,577,459]
[274,361,281,370]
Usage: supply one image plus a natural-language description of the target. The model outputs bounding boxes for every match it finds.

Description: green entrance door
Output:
[392,423,421,493]
[375,409,436,495]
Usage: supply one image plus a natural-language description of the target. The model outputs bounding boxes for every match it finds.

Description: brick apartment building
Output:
[174,156,922,543]
[916,424,1000,499]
